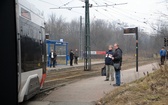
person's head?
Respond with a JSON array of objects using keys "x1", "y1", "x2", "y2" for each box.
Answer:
[
  {"x1": 108, "y1": 45, "x2": 113, "y2": 50},
  {"x1": 51, "y1": 49, "x2": 53, "y2": 52},
  {"x1": 114, "y1": 43, "x2": 119, "y2": 50},
  {"x1": 76, "y1": 49, "x2": 78, "y2": 51},
  {"x1": 162, "y1": 47, "x2": 165, "y2": 49}
]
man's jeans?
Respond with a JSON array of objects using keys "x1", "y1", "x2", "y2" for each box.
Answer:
[{"x1": 115, "y1": 70, "x2": 120, "y2": 85}]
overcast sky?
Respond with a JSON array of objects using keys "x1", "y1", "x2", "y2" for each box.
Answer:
[{"x1": 28, "y1": 0, "x2": 167, "y2": 33}]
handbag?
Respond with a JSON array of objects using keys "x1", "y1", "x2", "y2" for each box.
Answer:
[
  {"x1": 113, "y1": 63, "x2": 120, "y2": 69},
  {"x1": 101, "y1": 66, "x2": 106, "y2": 76}
]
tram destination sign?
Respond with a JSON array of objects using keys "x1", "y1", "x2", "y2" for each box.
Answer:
[{"x1": 123, "y1": 27, "x2": 136, "y2": 35}]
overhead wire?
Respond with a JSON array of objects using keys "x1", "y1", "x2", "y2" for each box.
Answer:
[
  {"x1": 112, "y1": 6, "x2": 160, "y2": 21},
  {"x1": 91, "y1": 0, "x2": 124, "y2": 22},
  {"x1": 38, "y1": 0, "x2": 84, "y2": 15},
  {"x1": 104, "y1": 6, "x2": 150, "y2": 26},
  {"x1": 38, "y1": 0, "x2": 161, "y2": 30},
  {"x1": 38, "y1": 0, "x2": 59, "y2": 7},
  {"x1": 91, "y1": 0, "x2": 134, "y2": 26},
  {"x1": 58, "y1": 0, "x2": 75, "y2": 8},
  {"x1": 102, "y1": 0, "x2": 162, "y2": 22}
]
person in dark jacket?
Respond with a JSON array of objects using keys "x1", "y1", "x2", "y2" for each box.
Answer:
[
  {"x1": 69, "y1": 49, "x2": 74, "y2": 66},
  {"x1": 49, "y1": 50, "x2": 56, "y2": 67},
  {"x1": 112, "y1": 43, "x2": 122, "y2": 86},
  {"x1": 53, "y1": 51, "x2": 57, "y2": 67},
  {"x1": 105, "y1": 45, "x2": 114, "y2": 81}
]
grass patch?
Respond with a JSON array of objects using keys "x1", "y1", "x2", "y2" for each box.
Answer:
[{"x1": 98, "y1": 64, "x2": 168, "y2": 105}]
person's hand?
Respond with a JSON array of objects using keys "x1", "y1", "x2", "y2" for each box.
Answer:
[{"x1": 112, "y1": 57, "x2": 114, "y2": 60}]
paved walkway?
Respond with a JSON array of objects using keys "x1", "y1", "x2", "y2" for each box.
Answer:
[{"x1": 23, "y1": 62, "x2": 159, "y2": 105}]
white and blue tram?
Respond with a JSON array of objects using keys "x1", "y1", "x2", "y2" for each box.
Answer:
[{"x1": 16, "y1": 0, "x2": 46, "y2": 102}]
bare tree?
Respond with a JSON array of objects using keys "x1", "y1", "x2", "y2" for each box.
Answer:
[{"x1": 45, "y1": 13, "x2": 161, "y2": 58}]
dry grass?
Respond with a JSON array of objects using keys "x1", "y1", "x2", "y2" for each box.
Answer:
[{"x1": 98, "y1": 64, "x2": 168, "y2": 105}]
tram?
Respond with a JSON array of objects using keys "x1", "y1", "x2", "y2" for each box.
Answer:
[{"x1": 16, "y1": 0, "x2": 46, "y2": 102}]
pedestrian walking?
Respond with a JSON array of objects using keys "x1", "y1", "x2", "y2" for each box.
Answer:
[
  {"x1": 74, "y1": 49, "x2": 79, "y2": 64},
  {"x1": 160, "y1": 47, "x2": 166, "y2": 65},
  {"x1": 49, "y1": 50, "x2": 56, "y2": 68},
  {"x1": 112, "y1": 43, "x2": 122, "y2": 86},
  {"x1": 70, "y1": 49, "x2": 74, "y2": 66},
  {"x1": 104, "y1": 45, "x2": 115, "y2": 81}
]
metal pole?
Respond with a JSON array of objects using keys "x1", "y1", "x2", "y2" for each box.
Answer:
[
  {"x1": 84, "y1": 0, "x2": 91, "y2": 71},
  {"x1": 80, "y1": 16, "x2": 82, "y2": 58},
  {"x1": 66, "y1": 43, "x2": 68, "y2": 65},
  {"x1": 135, "y1": 27, "x2": 138, "y2": 72}
]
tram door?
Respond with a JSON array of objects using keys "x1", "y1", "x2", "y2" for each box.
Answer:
[{"x1": 40, "y1": 26, "x2": 46, "y2": 75}]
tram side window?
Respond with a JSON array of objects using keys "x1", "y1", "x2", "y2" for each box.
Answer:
[{"x1": 21, "y1": 8, "x2": 31, "y2": 20}]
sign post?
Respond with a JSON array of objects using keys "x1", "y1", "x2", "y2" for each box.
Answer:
[
  {"x1": 124, "y1": 27, "x2": 138, "y2": 72},
  {"x1": 135, "y1": 27, "x2": 138, "y2": 72}
]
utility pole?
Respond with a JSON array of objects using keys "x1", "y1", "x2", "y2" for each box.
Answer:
[
  {"x1": 84, "y1": 0, "x2": 91, "y2": 71},
  {"x1": 135, "y1": 27, "x2": 138, "y2": 72},
  {"x1": 79, "y1": 16, "x2": 82, "y2": 58}
]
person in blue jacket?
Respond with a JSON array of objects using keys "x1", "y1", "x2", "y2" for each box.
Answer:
[{"x1": 160, "y1": 47, "x2": 167, "y2": 65}]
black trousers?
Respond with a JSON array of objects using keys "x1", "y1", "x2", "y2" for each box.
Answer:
[
  {"x1": 50, "y1": 58, "x2": 55, "y2": 67},
  {"x1": 161, "y1": 56, "x2": 165, "y2": 65},
  {"x1": 53, "y1": 60, "x2": 56, "y2": 67},
  {"x1": 70, "y1": 59, "x2": 73, "y2": 66}
]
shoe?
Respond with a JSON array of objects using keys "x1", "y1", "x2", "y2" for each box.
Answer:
[
  {"x1": 105, "y1": 79, "x2": 109, "y2": 81},
  {"x1": 113, "y1": 84, "x2": 120, "y2": 86}
]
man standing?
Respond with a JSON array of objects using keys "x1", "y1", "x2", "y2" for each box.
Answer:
[
  {"x1": 74, "y1": 49, "x2": 79, "y2": 64},
  {"x1": 70, "y1": 49, "x2": 74, "y2": 66},
  {"x1": 112, "y1": 43, "x2": 122, "y2": 86},
  {"x1": 160, "y1": 47, "x2": 166, "y2": 65},
  {"x1": 105, "y1": 45, "x2": 115, "y2": 81},
  {"x1": 49, "y1": 50, "x2": 56, "y2": 68}
]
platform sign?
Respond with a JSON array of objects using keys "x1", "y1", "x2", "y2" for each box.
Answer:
[
  {"x1": 91, "y1": 51, "x2": 96, "y2": 55},
  {"x1": 123, "y1": 27, "x2": 136, "y2": 35},
  {"x1": 60, "y1": 39, "x2": 63, "y2": 42},
  {"x1": 45, "y1": 33, "x2": 49, "y2": 40},
  {"x1": 123, "y1": 27, "x2": 139, "y2": 72}
]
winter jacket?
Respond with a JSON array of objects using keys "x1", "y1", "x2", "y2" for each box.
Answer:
[
  {"x1": 160, "y1": 49, "x2": 166, "y2": 56},
  {"x1": 113, "y1": 48, "x2": 122, "y2": 65},
  {"x1": 70, "y1": 51, "x2": 74, "y2": 59},
  {"x1": 105, "y1": 50, "x2": 114, "y2": 65}
]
